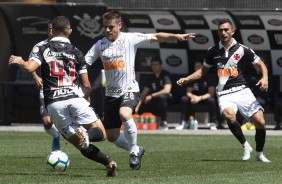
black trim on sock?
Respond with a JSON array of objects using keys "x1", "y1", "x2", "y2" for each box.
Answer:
[
  {"x1": 255, "y1": 128, "x2": 266, "y2": 152},
  {"x1": 87, "y1": 127, "x2": 104, "y2": 142},
  {"x1": 227, "y1": 121, "x2": 246, "y2": 144},
  {"x1": 80, "y1": 144, "x2": 112, "y2": 166}
]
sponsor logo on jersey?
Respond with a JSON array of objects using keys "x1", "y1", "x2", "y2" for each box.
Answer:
[
  {"x1": 53, "y1": 88, "x2": 75, "y2": 98},
  {"x1": 107, "y1": 87, "x2": 122, "y2": 94},
  {"x1": 103, "y1": 60, "x2": 126, "y2": 70},
  {"x1": 32, "y1": 46, "x2": 40, "y2": 53},
  {"x1": 217, "y1": 85, "x2": 246, "y2": 96},
  {"x1": 217, "y1": 68, "x2": 238, "y2": 77},
  {"x1": 47, "y1": 51, "x2": 75, "y2": 60}
]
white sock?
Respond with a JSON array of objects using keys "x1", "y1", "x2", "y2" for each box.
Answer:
[
  {"x1": 242, "y1": 141, "x2": 251, "y2": 148},
  {"x1": 123, "y1": 118, "x2": 138, "y2": 154},
  {"x1": 113, "y1": 132, "x2": 130, "y2": 151},
  {"x1": 45, "y1": 124, "x2": 60, "y2": 138}
]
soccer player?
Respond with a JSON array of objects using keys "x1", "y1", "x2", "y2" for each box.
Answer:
[
  {"x1": 29, "y1": 21, "x2": 60, "y2": 151},
  {"x1": 9, "y1": 16, "x2": 117, "y2": 176},
  {"x1": 177, "y1": 18, "x2": 270, "y2": 162},
  {"x1": 85, "y1": 10, "x2": 196, "y2": 170}
]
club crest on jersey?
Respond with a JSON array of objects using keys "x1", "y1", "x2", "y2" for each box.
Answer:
[
  {"x1": 233, "y1": 53, "x2": 240, "y2": 60},
  {"x1": 116, "y1": 39, "x2": 125, "y2": 51}
]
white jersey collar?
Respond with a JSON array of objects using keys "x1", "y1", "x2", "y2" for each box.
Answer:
[
  {"x1": 219, "y1": 38, "x2": 237, "y2": 50},
  {"x1": 50, "y1": 37, "x2": 71, "y2": 43}
]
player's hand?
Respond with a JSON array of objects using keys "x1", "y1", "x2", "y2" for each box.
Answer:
[
  {"x1": 178, "y1": 33, "x2": 196, "y2": 41},
  {"x1": 177, "y1": 77, "x2": 189, "y2": 86},
  {"x1": 9, "y1": 55, "x2": 23, "y2": 66},
  {"x1": 33, "y1": 75, "x2": 43, "y2": 89},
  {"x1": 256, "y1": 78, "x2": 268, "y2": 92}
]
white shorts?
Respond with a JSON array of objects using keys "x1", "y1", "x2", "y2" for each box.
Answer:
[
  {"x1": 47, "y1": 97, "x2": 99, "y2": 138},
  {"x1": 218, "y1": 88, "x2": 263, "y2": 121}
]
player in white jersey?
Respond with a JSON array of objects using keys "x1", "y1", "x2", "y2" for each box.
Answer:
[
  {"x1": 177, "y1": 19, "x2": 270, "y2": 162},
  {"x1": 85, "y1": 10, "x2": 196, "y2": 170},
  {"x1": 29, "y1": 21, "x2": 60, "y2": 151}
]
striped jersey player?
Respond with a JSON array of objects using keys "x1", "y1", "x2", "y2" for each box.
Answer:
[{"x1": 85, "y1": 10, "x2": 196, "y2": 170}]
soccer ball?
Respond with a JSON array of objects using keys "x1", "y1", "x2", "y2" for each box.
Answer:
[{"x1": 47, "y1": 150, "x2": 70, "y2": 172}]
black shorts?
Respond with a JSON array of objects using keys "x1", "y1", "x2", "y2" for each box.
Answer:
[{"x1": 103, "y1": 92, "x2": 140, "y2": 130}]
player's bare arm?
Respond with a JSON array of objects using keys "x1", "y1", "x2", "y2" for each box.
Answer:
[
  {"x1": 79, "y1": 73, "x2": 91, "y2": 101},
  {"x1": 177, "y1": 66, "x2": 209, "y2": 86},
  {"x1": 255, "y1": 59, "x2": 269, "y2": 92},
  {"x1": 31, "y1": 72, "x2": 43, "y2": 89},
  {"x1": 151, "y1": 32, "x2": 196, "y2": 43},
  {"x1": 9, "y1": 55, "x2": 39, "y2": 73}
]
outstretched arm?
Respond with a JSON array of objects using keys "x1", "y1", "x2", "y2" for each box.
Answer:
[
  {"x1": 9, "y1": 55, "x2": 39, "y2": 73},
  {"x1": 177, "y1": 65, "x2": 209, "y2": 86},
  {"x1": 151, "y1": 32, "x2": 196, "y2": 43}
]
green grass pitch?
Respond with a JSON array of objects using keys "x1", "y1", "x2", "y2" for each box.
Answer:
[{"x1": 0, "y1": 131, "x2": 281, "y2": 184}]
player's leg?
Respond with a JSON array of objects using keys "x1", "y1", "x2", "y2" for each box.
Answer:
[
  {"x1": 240, "y1": 89, "x2": 271, "y2": 162},
  {"x1": 219, "y1": 94, "x2": 252, "y2": 161},
  {"x1": 250, "y1": 110, "x2": 270, "y2": 162},
  {"x1": 42, "y1": 115, "x2": 60, "y2": 151},
  {"x1": 120, "y1": 92, "x2": 145, "y2": 170},
  {"x1": 103, "y1": 96, "x2": 130, "y2": 151},
  {"x1": 48, "y1": 98, "x2": 117, "y2": 176},
  {"x1": 39, "y1": 89, "x2": 60, "y2": 151}
]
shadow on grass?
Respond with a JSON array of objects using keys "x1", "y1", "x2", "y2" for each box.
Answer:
[{"x1": 201, "y1": 159, "x2": 244, "y2": 162}]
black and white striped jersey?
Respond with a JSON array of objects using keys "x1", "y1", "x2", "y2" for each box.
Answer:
[
  {"x1": 85, "y1": 32, "x2": 152, "y2": 97},
  {"x1": 29, "y1": 37, "x2": 87, "y2": 106}
]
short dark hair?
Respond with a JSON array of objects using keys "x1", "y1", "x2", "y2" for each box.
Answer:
[
  {"x1": 218, "y1": 18, "x2": 233, "y2": 26},
  {"x1": 151, "y1": 57, "x2": 162, "y2": 65},
  {"x1": 52, "y1": 16, "x2": 70, "y2": 33},
  {"x1": 102, "y1": 10, "x2": 122, "y2": 23}
]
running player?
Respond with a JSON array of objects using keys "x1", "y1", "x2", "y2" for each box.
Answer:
[
  {"x1": 85, "y1": 10, "x2": 196, "y2": 170},
  {"x1": 177, "y1": 18, "x2": 270, "y2": 162},
  {"x1": 9, "y1": 16, "x2": 117, "y2": 176},
  {"x1": 29, "y1": 21, "x2": 60, "y2": 151}
]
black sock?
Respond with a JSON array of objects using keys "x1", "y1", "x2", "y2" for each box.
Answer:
[
  {"x1": 227, "y1": 121, "x2": 246, "y2": 144},
  {"x1": 80, "y1": 144, "x2": 112, "y2": 166},
  {"x1": 87, "y1": 127, "x2": 104, "y2": 142},
  {"x1": 255, "y1": 128, "x2": 266, "y2": 152}
]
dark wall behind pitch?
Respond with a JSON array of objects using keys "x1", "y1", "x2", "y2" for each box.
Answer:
[{"x1": 0, "y1": 3, "x2": 107, "y2": 123}]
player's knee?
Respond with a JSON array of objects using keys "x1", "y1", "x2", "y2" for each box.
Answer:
[
  {"x1": 223, "y1": 111, "x2": 236, "y2": 123},
  {"x1": 88, "y1": 127, "x2": 105, "y2": 142}
]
